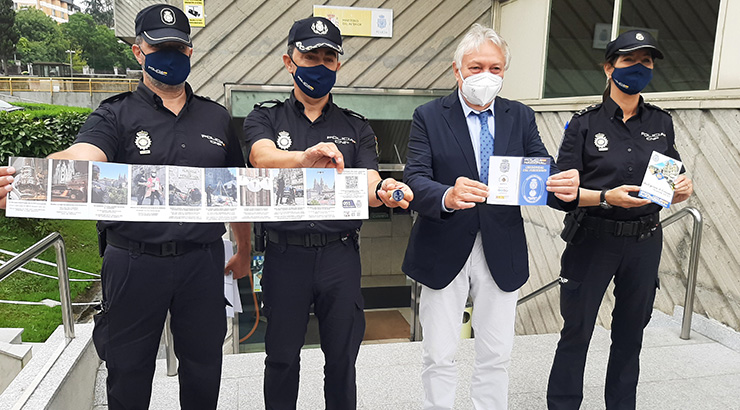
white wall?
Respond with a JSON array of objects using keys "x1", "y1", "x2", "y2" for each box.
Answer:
[
  {"x1": 498, "y1": 0, "x2": 551, "y2": 101},
  {"x1": 715, "y1": 0, "x2": 740, "y2": 90}
]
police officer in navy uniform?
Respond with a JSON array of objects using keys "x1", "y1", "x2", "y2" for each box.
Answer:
[
  {"x1": 243, "y1": 16, "x2": 413, "y2": 410},
  {"x1": 547, "y1": 30, "x2": 694, "y2": 409},
  {"x1": 0, "y1": 5, "x2": 252, "y2": 409}
]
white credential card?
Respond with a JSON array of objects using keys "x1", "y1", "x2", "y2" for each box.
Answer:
[{"x1": 486, "y1": 156, "x2": 551, "y2": 206}]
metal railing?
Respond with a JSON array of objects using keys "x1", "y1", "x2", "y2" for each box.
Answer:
[
  {"x1": 0, "y1": 232, "x2": 75, "y2": 342},
  {"x1": 516, "y1": 206, "x2": 703, "y2": 340},
  {"x1": 0, "y1": 77, "x2": 138, "y2": 96}
]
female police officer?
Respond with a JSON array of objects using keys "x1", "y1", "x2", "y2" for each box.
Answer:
[{"x1": 546, "y1": 30, "x2": 693, "y2": 410}]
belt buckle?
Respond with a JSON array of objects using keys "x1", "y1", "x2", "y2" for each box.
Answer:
[
  {"x1": 305, "y1": 233, "x2": 326, "y2": 247},
  {"x1": 161, "y1": 242, "x2": 177, "y2": 256},
  {"x1": 614, "y1": 221, "x2": 624, "y2": 236}
]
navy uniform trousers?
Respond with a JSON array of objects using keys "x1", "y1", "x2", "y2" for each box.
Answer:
[
  {"x1": 93, "y1": 240, "x2": 226, "y2": 410},
  {"x1": 261, "y1": 236, "x2": 365, "y2": 410},
  {"x1": 547, "y1": 225, "x2": 663, "y2": 410}
]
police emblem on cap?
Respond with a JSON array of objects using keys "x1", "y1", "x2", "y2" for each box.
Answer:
[
  {"x1": 636, "y1": 32, "x2": 645, "y2": 41},
  {"x1": 161, "y1": 8, "x2": 176, "y2": 25},
  {"x1": 277, "y1": 131, "x2": 292, "y2": 150},
  {"x1": 594, "y1": 133, "x2": 609, "y2": 152},
  {"x1": 311, "y1": 20, "x2": 329, "y2": 35},
  {"x1": 135, "y1": 131, "x2": 152, "y2": 155}
]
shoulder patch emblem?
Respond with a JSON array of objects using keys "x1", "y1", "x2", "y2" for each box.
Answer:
[{"x1": 277, "y1": 131, "x2": 292, "y2": 150}]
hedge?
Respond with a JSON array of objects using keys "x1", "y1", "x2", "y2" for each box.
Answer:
[{"x1": 0, "y1": 104, "x2": 91, "y2": 165}]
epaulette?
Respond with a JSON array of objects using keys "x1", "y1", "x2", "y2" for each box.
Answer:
[
  {"x1": 341, "y1": 107, "x2": 367, "y2": 121},
  {"x1": 100, "y1": 91, "x2": 132, "y2": 105},
  {"x1": 573, "y1": 103, "x2": 601, "y2": 117},
  {"x1": 254, "y1": 99, "x2": 283, "y2": 109},
  {"x1": 645, "y1": 102, "x2": 672, "y2": 116},
  {"x1": 193, "y1": 94, "x2": 227, "y2": 109}
]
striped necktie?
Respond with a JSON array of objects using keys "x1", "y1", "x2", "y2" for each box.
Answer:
[{"x1": 477, "y1": 110, "x2": 493, "y2": 184}]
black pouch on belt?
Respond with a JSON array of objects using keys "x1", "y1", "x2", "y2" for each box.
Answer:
[
  {"x1": 97, "y1": 227, "x2": 107, "y2": 257},
  {"x1": 560, "y1": 208, "x2": 585, "y2": 244}
]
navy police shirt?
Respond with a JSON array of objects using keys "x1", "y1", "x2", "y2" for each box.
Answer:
[
  {"x1": 557, "y1": 95, "x2": 682, "y2": 221},
  {"x1": 243, "y1": 92, "x2": 378, "y2": 233},
  {"x1": 74, "y1": 81, "x2": 245, "y2": 243}
]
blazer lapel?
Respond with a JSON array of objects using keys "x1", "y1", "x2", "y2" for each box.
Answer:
[
  {"x1": 442, "y1": 93, "x2": 479, "y2": 178},
  {"x1": 493, "y1": 97, "x2": 512, "y2": 156}
]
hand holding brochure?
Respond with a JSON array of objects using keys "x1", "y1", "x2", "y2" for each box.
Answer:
[
  {"x1": 486, "y1": 156, "x2": 551, "y2": 206},
  {"x1": 638, "y1": 151, "x2": 682, "y2": 208}
]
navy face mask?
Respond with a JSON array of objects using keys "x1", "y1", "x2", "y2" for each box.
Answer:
[
  {"x1": 611, "y1": 63, "x2": 653, "y2": 95},
  {"x1": 141, "y1": 47, "x2": 191, "y2": 86},
  {"x1": 291, "y1": 57, "x2": 336, "y2": 99}
]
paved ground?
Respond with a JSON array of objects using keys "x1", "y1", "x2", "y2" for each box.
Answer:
[{"x1": 93, "y1": 309, "x2": 740, "y2": 409}]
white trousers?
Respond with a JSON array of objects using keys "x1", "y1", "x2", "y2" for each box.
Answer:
[{"x1": 420, "y1": 233, "x2": 519, "y2": 410}]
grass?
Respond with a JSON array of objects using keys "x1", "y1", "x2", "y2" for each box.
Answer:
[{"x1": 0, "y1": 212, "x2": 101, "y2": 342}]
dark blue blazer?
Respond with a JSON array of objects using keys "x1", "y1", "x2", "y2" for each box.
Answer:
[{"x1": 402, "y1": 92, "x2": 575, "y2": 292}]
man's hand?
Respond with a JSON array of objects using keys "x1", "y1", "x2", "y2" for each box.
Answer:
[
  {"x1": 547, "y1": 169, "x2": 580, "y2": 202},
  {"x1": 299, "y1": 142, "x2": 344, "y2": 172},
  {"x1": 376, "y1": 178, "x2": 414, "y2": 209},
  {"x1": 0, "y1": 166, "x2": 16, "y2": 210},
  {"x1": 672, "y1": 174, "x2": 693, "y2": 204},
  {"x1": 444, "y1": 177, "x2": 488, "y2": 210},
  {"x1": 604, "y1": 185, "x2": 652, "y2": 208},
  {"x1": 225, "y1": 251, "x2": 251, "y2": 279}
]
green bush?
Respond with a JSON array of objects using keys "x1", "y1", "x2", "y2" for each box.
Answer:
[{"x1": 0, "y1": 105, "x2": 91, "y2": 165}]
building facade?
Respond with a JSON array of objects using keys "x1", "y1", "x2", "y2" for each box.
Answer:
[
  {"x1": 12, "y1": 0, "x2": 78, "y2": 23},
  {"x1": 113, "y1": 0, "x2": 740, "y2": 335}
]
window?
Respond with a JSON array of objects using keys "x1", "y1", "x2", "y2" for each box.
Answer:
[{"x1": 544, "y1": 0, "x2": 720, "y2": 98}]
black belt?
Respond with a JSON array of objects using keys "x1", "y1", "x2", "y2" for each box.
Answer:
[
  {"x1": 581, "y1": 214, "x2": 659, "y2": 237},
  {"x1": 106, "y1": 230, "x2": 210, "y2": 257},
  {"x1": 266, "y1": 229, "x2": 354, "y2": 247}
]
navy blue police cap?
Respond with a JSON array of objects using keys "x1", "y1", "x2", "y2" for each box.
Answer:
[
  {"x1": 605, "y1": 30, "x2": 663, "y2": 60},
  {"x1": 135, "y1": 4, "x2": 192, "y2": 47},
  {"x1": 288, "y1": 16, "x2": 343, "y2": 55}
]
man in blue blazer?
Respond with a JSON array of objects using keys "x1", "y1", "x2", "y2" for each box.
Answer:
[{"x1": 402, "y1": 24, "x2": 580, "y2": 409}]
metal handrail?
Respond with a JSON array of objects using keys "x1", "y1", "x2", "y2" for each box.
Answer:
[
  {"x1": 0, "y1": 232, "x2": 75, "y2": 342},
  {"x1": 516, "y1": 206, "x2": 703, "y2": 340}
]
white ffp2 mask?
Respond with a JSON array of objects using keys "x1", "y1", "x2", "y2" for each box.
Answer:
[{"x1": 461, "y1": 72, "x2": 503, "y2": 106}]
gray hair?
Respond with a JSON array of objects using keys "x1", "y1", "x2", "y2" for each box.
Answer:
[{"x1": 454, "y1": 24, "x2": 511, "y2": 70}]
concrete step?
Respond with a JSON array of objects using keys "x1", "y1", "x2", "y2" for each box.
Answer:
[
  {"x1": 91, "y1": 309, "x2": 740, "y2": 409},
  {"x1": 0, "y1": 328, "x2": 33, "y2": 396}
]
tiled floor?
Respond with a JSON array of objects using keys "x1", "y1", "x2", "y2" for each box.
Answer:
[{"x1": 93, "y1": 309, "x2": 740, "y2": 409}]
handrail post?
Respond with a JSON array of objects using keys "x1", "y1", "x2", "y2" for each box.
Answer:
[
  {"x1": 0, "y1": 232, "x2": 75, "y2": 342},
  {"x1": 53, "y1": 237, "x2": 75, "y2": 342},
  {"x1": 680, "y1": 207, "x2": 703, "y2": 339},
  {"x1": 164, "y1": 313, "x2": 178, "y2": 376}
]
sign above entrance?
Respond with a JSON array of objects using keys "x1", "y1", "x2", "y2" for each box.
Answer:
[{"x1": 313, "y1": 5, "x2": 393, "y2": 38}]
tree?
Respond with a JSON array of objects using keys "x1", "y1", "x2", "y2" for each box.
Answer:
[
  {"x1": 85, "y1": 0, "x2": 113, "y2": 27},
  {"x1": 62, "y1": 13, "x2": 138, "y2": 72},
  {"x1": 0, "y1": 0, "x2": 20, "y2": 73},
  {"x1": 14, "y1": 8, "x2": 70, "y2": 65}
]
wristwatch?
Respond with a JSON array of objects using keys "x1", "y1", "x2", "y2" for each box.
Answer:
[{"x1": 599, "y1": 189, "x2": 612, "y2": 209}]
